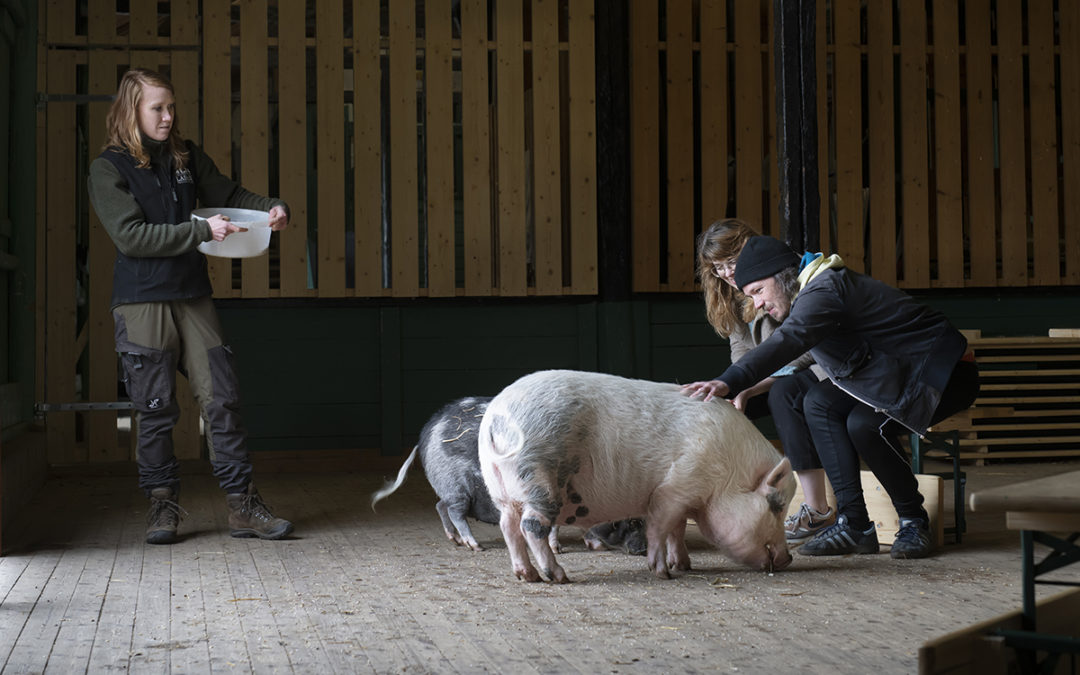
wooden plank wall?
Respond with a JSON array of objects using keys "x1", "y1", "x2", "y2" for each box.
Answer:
[
  {"x1": 37, "y1": 0, "x2": 598, "y2": 462},
  {"x1": 629, "y1": 0, "x2": 1080, "y2": 291}
]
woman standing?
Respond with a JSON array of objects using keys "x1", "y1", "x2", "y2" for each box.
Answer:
[{"x1": 88, "y1": 68, "x2": 292, "y2": 544}]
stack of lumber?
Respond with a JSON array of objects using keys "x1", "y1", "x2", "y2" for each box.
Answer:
[{"x1": 950, "y1": 328, "x2": 1080, "y2": 462}]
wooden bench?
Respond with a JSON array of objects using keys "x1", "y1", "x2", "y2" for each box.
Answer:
[
  {"x1": 910, "y1": 406, "x2": 1015, "y2": 543},
  {"x1": 948, "y1": 329, "x2": 1080, "y2": 462},
  {"x1": 922, "y1": 469, "x2": 1080, "y2": 673}
]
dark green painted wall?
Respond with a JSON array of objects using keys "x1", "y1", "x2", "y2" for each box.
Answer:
[{"x1": 216, "y1": 290, "x2": 1080, "y2": 457}]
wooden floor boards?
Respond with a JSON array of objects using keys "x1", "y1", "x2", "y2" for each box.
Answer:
[{"x1": 1, "y1": 462, "x2": 1078, "y2": 673}]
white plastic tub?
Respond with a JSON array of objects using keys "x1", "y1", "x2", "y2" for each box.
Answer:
[{"x1": 192, "y1": 207, "x2": 272, "y2": 258}]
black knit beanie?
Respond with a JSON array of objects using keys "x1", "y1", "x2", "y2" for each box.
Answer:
[{"x1": 734, "y1": 236, "x2": 800, "y2": 290}]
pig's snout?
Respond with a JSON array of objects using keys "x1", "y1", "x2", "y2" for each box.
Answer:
[{"x1": 764, "y1": 543, "x2": 793, "y2": 572}]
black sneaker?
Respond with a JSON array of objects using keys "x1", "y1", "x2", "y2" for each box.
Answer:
[
  {"x1": 798, "y1": 514, "x2": 879, "y2": 556},
  {"x1": 891, "y1": 517, "x2": 933, "y2": 559}
]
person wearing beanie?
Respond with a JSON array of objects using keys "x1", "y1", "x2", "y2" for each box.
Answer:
[
  {"x1": 688, "y1": 222, "x2": 835, "y2": 546},
  {"x1": 681, "y1": 235, "x2": 980, "y2": 560}
]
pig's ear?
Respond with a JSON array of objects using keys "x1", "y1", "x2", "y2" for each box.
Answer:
[
  {"x1": 758, "y1": 457, "x2": 793, "y2": 514},
  {"x1": 762, "y1": 456, "x2": 792, "y2": 490}
]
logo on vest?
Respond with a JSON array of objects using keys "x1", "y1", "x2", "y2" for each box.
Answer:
[
  {"x1": 175, "y1": 168, "x2": 193, "y2": 184},
  {"x1": 147, "y1": 398, "x2": 162, "y2": 409}
]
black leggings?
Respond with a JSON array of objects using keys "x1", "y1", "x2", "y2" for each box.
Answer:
[{"x1": 799, "y1": 360, "x2": 979, "y2": 529}]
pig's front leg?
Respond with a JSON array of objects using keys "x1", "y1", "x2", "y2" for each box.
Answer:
[
  {"x1": 499, "y1": 506, "x2": 541, "y2": 582},
  {"x1": 521, "y1": 507, "x2": 569, "y2": 583},
  {"x1": 644, "y1": 524, "x2": 672, "y2": 578},
  {"x1": 645, "y1": 496, "x2": 692, "y2": 579}
]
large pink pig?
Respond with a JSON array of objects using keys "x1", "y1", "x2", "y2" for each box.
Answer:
[{"x1": 479, "y1": 369, "x2": 797, "y2": 583}]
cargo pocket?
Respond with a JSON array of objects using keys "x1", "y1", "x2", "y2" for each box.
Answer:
[
  {"x1": 118, "y1": 346, "x2": 176, "y2": 412},
  {"x1": 207, "y1": 344, "x2": 242, "y2": 406}
]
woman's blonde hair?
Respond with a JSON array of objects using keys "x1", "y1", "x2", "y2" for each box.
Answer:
[
  {"x1": 697, "y1": 218, "x2": 759, "y2": 337},
  {"x1": 103, "y1": 68, "x2": 188, "y2": 169}
]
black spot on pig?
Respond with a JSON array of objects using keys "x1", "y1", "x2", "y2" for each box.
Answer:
[
  {"x1": 575, "y1": 506, "x2": 589, "y2": 518},
  {"x1": 569, "y1": 492, "x2": 583, "y2": 504},
  {"x1": 565, "y1": 516, "x2": 576, "y2": 525},
  {"x1": 523, "y1": 517, "x2": 552, "y2": 540}
]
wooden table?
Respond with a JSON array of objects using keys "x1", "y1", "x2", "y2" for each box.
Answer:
[{"x1": 969, "y1": 470, "x2": 1080, "y2": 672}]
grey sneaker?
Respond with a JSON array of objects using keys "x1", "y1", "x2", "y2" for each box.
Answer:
[
  {"x1": 146, "y1": 486, "x2": 184, "y2": 545},
  {"x1": 798, "y1": 514, "x2": 879, "y2": 556},
  {"x1": 784, "y1": 503, "x2": 837, "y2": 545},
  {"x1": 891, "y1": 517, "x2": 933, "y2": 559}
]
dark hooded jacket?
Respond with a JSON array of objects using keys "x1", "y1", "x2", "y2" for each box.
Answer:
[{"x1": 717, "y1": 260, "x2": 968, "y2": 436}]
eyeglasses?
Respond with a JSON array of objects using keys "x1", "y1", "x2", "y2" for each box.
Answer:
[{"x1": 710, "y1": 258, "x2": 737, "y2": 278}]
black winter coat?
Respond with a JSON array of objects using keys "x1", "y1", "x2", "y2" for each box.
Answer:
[{"x1": 717, "y1": 267, "x2": 968, "y2": 435}]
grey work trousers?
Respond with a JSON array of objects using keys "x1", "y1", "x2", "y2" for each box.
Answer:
[{"x1": 113, "y1": 296, "x2": 252, "y2": 494}]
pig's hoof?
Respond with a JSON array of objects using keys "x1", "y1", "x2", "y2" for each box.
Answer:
[
  {"x1": 545, "y1": 567, "x2": 571, "y2": 584},
  {"x1": 466, "y1": 541, "x2": 485, "y2": 552},
  {"x1": 651, "y1": 566, "x2": 672, "y2": 580},
  {"x1": 515, "y1": 567, "x2": 542, "y2": 582}
]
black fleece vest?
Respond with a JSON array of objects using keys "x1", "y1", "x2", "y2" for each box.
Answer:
[{"x1": 100, "y1": 142, "x2": 213, "y2": 307}]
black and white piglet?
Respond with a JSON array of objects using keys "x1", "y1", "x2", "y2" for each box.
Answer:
[
  {"x1": 372, "y1": 395, "x2": 646, "y2": 555},
  {"x1": 371, "y1": 397, "x2": 499, "y2": 551}
]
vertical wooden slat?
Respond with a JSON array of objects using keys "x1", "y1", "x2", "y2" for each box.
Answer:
[
  {"x1": 240, "y1": 0, "x2": 270, "y2": 297},
  {"x1": 495, "y1": 0, "x2": 526, "y2": 295},
  {"x1": 202, "y1": 0, "x2": 234, "y2": 296},
  {"x1": 1027, "y1": 0, "x2": 1059, "y2": 286},
  {"x1": 964, "y1": 0, "x2": 996, "y2": 286},
  {"x1": 996, "y1": 0, "x2": 1026, "y2": 285},
  {"x1": 279, "y1": 0, "x2": 311, "y2": 297},
  {"x1": 353, "y1": 0, "x2": 383, "y2": 296},
  {"x1": 1062, "y1": 1, "x2": 1080, "y2": 285},
  {"x1": 35, "y1": 0, "x2": 48, "y2": 443},
  {"x1": 833, "y1": 0, "x2": 863, "y2": 272},
  {"x1": 172, "y1": 0, "x2": 203, "y2": 460},
  {"x1": 629, "y1": 0, "x2": 659, "y2": 291},
  {"x1": 460, "y1": 0, "x2": 493, "y2": 295},
  {"x1": 129, "y1": 0, "x2": 157, "y2": 45},
  {"x1": 866, "y1": 0, "x2": 896, "y2": 284},
  {"x1": 87, "y1": 12, "x2": 122, "y2": 461},
  {"x1": 665, "y1": 0, "x2": 693, "y2": 291},
  {"x1": 45, "y1": 50, "x2": 79, "y2": 463},
  {"x1": 91, "y1": 0, "x2": 119, "y2": 44},
  {"x1": 733, "y1": 0, "x2": 763, "y2": 229},
  {"x1": 46, "y1": 0, "x2": 78, "y2": 43},
  {"x1": 530, "y1": 0, "x2": 562, "y2": 295},
  {"x1": 389, "y1": 0, "x2": 419, "y2": 296},
  {"x1": 815, "y1": 0, "x2": 828, "y2": 253},
  {"x1": 425, "y1": 0, "x2": 456, "y2": 296},
  {"x1": 128, "y1": 0, "x2": 159, "y2": 70},
  {"x1": 316, "y1": 0, "x2": 347, "y2": 295},
  {"x1": 931, "y1": 0, "x2": 963, "y2": 287},
  {"x1": 765, "y1": 0, "x2": 778, "y2": 237},
  {"x1": 567, "y1": 0, "x2": 598, "y2": 294},
  {"x1": 899, "y1": 1, "x2": 929, "y2": 288},
  {"x1": 699, "y1": 0, "x2": 728, "y2": 229}
]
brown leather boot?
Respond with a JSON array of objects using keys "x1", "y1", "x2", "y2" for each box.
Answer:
[
  {"x1": 226, "y1": 485, "x2": 293, "y2": 540},
  {"x1": 146, "y1": 486, "x2": 183, "y2": 545}
]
